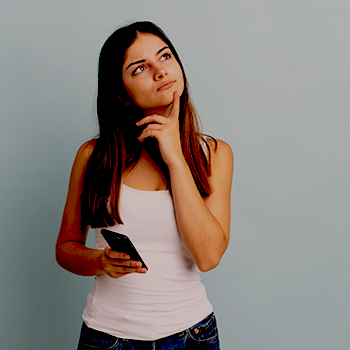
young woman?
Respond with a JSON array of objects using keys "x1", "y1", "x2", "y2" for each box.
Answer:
[{"x1": 56, "y1": 21, "x2": 233, "y2": 350}]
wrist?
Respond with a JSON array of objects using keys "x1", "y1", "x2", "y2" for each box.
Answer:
[
  {"x1": 95, "y1": 250, "x2": 106, "y2": 276},
  {"x1": 167, "y1": 155, "x2": 188, "y2": 173}
]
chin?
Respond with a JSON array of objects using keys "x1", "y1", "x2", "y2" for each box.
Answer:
[
  {"x1": 152, "y1": 97, "x2": 174, "y2": 109},
  {"x1": 140, "y1": 91, "x2": 178, "y2": 112}
]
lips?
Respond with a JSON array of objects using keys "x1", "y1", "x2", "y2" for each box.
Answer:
[{"x1": 157, "y1": 80, "x2": 175, "y2": 91}]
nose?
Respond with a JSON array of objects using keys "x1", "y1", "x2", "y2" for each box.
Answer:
[{"x1": 153, "y1": 63, "x2": 167, "y2": 80}]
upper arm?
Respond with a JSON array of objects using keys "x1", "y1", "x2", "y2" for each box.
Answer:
[
  {"x1": 204, "y1": 139, "x2": 234, "y2": 242},
  {"x1": 56, "y1": 140, "x2": 95, "y2": 247}
]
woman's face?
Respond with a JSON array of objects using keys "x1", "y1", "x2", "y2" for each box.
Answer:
[{"x1": 122, "y1": 33, "x2": 184, "y2": 114}]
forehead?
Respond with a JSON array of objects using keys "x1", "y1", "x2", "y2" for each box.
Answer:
[{"x1": 123, "y1": 33, "x2": 167, "y2": 65}]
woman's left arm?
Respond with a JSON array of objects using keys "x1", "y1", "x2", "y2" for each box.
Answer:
[
  {"x1": 168, "y1": 138, "x2": 233, "y2": 272},
  {"x1": 137, "y1": 91, "x2": 234, "y2": 272}
]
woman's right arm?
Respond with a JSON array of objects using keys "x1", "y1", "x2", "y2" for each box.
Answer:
[
  {"x1": 56, "y1": 141, "x2": 146, "y2": 277},
  {"x1": 56, "y1": 141, "x2": 106, "y2": 276}
]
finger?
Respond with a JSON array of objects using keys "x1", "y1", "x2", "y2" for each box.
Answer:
[
  {"x1": 104, "y1": 247, "x2": 130, "y2": 260},
  {"x1": 138, "y1": 125, "x2": 163, "y2": 141},
  {"x1": 136, "y1": 115, "x2": 165, "y2": 126},
  {"x1": 169, "y1": 90, "x2": 180, "y2": 120},
  {"x1": 109, "y1": 259, "x2": 143, "y2": 268},
  {"x1": 105, "y1": 263, "x2": 147, "y2": 276},
  {"x1": 114, "y1": 265, "x2": 147, "y2": 273},
  {"x1": 108, "y1": 267, "x2": 147, "y2": 278},
  {"x1": 138, "y1": 130, "x2": 160, "y2": 142},
  {"x1": 105, "y1": 266, "x2": 141, "y2": 277}
]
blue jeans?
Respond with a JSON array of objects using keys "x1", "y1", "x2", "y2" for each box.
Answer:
[{"x1": 77, "y1": 312, "x2": 220, "y2": 349}]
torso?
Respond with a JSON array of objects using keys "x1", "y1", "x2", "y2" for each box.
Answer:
[{"x1": 83, "y1": 179, "x2": 213, "y2": 340}]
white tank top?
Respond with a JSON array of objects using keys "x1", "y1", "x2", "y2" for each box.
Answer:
[{"x1": 82, "y1": 183, "x2": 213, "y2": 341}]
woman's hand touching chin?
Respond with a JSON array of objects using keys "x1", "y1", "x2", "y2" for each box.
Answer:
[{"x1": 136, "y1": 91, "x2": 185, "y2": 168}]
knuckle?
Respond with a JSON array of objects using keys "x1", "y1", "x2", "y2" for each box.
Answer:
[{"x1": 104, "y1": 253, "x2": 110, "y2": 260}]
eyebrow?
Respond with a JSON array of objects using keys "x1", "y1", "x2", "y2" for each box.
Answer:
[{"x1": 125, "y1": 46, "x2": 170, "y2": 71}]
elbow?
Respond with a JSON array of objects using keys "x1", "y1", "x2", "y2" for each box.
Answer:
[
  {"x1": 197, "y1": 256, "x2": 222, "y2": 273},
  {"x1": 55, "y1": 243, "x2": 65, "y2": 268},
  {"x1": 55, "y1": 240, "x2": 72, "y2": 269},
  {"x1": 197, "y1": 238, "x2": 228, "y2": 272}
]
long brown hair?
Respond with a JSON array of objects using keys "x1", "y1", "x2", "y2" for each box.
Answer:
[{"x1": 81, "y1": 21, "x2": 216, "y2": 228}]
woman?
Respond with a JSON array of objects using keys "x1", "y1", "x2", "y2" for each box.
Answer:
[{"x1": 56, "y1": 21, "x2": 233, "y2": 350}]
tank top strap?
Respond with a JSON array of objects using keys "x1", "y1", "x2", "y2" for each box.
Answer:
[{"x1": 200, "y1": 135, "x2": 209, "y2": 160}]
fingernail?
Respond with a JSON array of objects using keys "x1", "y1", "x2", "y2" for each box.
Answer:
[
  {"x1": 124, "y1": 254, "x2": 130, "y2": 259},
  {"x1": 135, "y1": 262, "x2": 142, "y2": 268}
]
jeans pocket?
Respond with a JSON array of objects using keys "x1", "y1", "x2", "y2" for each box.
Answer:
[
  {"x1": 78, "y1": 323, "x2": 120, "y2": 349},
  {"x1": 186, "y1": 313, "x2": 219, "y2": 344}
]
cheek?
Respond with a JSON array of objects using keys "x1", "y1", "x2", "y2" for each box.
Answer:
[
  {"x1": 174, "y1": 66, "x2": 185, "y2": 93},
  {"x1": 125, "y1": 83, "x2": 151, "y2": 108},
  {"x1": 124, "y1": 80, "x2": 144, "y2": 103},
  {"x1": 178, "y1": 74, "x2": 185, "y2": 94}
]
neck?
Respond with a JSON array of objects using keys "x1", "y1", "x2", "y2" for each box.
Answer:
[{"x1": 144, "y1": 103, "x2": 173, "y2": 118}]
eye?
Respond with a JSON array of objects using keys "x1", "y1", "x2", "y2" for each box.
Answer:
[
  {"x1": 133, "y1": 65, "x2": 146, "y2": 76},
  {"x1": 160, "y1": 52, "x2": 172, "y2": 61}
]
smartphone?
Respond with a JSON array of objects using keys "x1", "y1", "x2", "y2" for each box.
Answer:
[{"x1": 101, "y1": 229, "x2": 148, "y2": 270}]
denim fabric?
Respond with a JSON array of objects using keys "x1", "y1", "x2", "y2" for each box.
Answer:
[{"x1": 77, "y1": 312, "x2": 220, "y2": 350}]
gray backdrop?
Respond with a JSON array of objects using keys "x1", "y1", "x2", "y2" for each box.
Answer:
[{"x1": 1, "y1": 1, "x2": 349, "y2": 349}]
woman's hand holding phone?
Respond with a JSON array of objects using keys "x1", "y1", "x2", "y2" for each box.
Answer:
[{"x1": 101, "y1": 246, "x2": 147, "y2": 279}]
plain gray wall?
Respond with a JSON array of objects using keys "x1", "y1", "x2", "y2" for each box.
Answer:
[{"x1": 1, "y1": 0, "x2": 349, "y2": 349}]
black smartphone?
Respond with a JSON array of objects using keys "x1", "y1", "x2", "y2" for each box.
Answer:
[{"x1": 101, "y1": 229, "x2": 148, "y2": 270}]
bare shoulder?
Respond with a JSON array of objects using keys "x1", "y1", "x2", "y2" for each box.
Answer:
[
  {"x1": 208, "y1": 138, "x2": 234, "y2": 171},
  {"x1": 207, "y1": 138, "x2": 232, "y2": 154},
  {"x1": 76, "y1": 139, "x2": 96, "y2": 161},
  {"x1": 69, "y1": 139, "x2": 97, "y2": 180}
]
